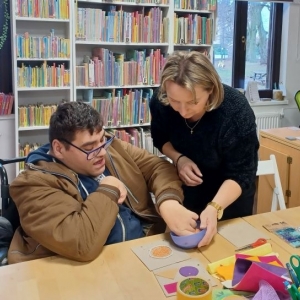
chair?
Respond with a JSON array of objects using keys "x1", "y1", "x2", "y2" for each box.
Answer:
[
  {"x1": 0, "y1": 157, "x2": 26, "y2": 231},
  {"x1": 256, "y1": 154, "x2": 286, "y2": 211}
]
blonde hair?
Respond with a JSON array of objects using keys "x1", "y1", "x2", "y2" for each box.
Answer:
[{"x1": 158, "y1": 51, "x2": 224, "y2": 111}]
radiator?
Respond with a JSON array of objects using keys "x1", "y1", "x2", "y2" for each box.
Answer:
[{"x1": 255, "y1": 112, "x2": 281, "y2": 135}]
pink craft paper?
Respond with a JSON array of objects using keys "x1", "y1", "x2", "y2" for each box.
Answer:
[
  {"x1": 163, "y1": 282, "x2": 177, "y2": 294},
  {"x1": 232, "y1": 258, "x2": 288, "y2": 294},
  {"x1": 235, "y1": 254, "x2": 283, "y2": 267}
]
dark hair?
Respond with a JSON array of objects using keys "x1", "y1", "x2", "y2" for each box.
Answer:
[{"x1": 49, "y1": 102, "x2": 103, "y2": 147}]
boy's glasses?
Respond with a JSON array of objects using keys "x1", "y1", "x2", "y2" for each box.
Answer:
[{"x1": 61, "y1": 135, "x2": 115, "y2": 160}]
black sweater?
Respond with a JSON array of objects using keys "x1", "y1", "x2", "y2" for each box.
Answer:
[{"x1": 150, "y1": 84, "x2": 259, "y2": 219}]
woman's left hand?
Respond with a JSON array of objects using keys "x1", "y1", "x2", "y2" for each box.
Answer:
[
  {"x1": 197, "y1": 205, "x2": 218, "y2": 247},
  {"x1": 177, "y1": 156, "x2": 203, "y2": 186}
]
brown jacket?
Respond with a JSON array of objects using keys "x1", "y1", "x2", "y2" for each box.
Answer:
[{"x1": 8, "y1": 138, "x2": 183, "y2": 264}]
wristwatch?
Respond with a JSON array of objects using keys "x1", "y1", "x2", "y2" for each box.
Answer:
[{"x1": 207, "y1": 202, "x2": 223, "y2": 220}]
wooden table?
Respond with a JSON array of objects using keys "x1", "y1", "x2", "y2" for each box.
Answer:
[
  {"x1": 1, "y1": 208, "x2": 299, "y2": 300},
  {"x1": 243, "y1": 206, "x2": 300, "y2": 257}
]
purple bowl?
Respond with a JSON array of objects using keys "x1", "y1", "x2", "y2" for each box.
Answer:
[{"x1": 170, "y1": 224, "x2": 207, "y2": 249}]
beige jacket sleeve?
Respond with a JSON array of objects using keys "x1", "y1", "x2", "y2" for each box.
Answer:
[
  {"x1": 10, "y1": 171, "x2": 120, "y2": 262},
  {"x1": 119, "y1": 140, "x2": 184, "y2": 208}
]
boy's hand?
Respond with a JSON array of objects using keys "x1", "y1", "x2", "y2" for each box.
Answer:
[
  {"x1": 159, "y1": 200, "x2": 199, "y2": 236},
  {"x1": 100, "y1": 176, "x2": 127, "y2": 204}
]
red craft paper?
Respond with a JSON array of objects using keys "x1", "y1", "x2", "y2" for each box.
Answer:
[{"x1": 232, "y1": 259, "x2": 287, "y2": 293}]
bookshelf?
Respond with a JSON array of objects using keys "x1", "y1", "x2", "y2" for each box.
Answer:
[
  {"x1": 10, "y1": 0, "x2": 215, "y2": 171},
  {"x1": 11, "y1": 0, "x2": 73, "y2": 172},
  {"x1": 73, "y1": 0, "x2": 215, "y2": 155}
]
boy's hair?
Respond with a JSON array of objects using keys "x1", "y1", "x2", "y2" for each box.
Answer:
[
  {"x1": 158, "y1": 51, "x2": 224, "y2": 111},
  {"x1": 49, "y1": 102, "x2": 103, "y2": 147}
]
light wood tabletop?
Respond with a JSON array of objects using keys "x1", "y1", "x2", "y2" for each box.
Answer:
[
  {"x1": 243, "y1": 206, "x2": 300, "y2": 257},
  {"x1": 0, "y1": 208, "x2": 299, "y2": 300}
]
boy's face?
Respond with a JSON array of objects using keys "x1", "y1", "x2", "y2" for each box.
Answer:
[{"x1": 55, "y1": 129, "x2": 108, "y2": 177}]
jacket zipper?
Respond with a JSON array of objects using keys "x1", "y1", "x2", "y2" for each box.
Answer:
[
  {"x1": 27, "y1": 163, "x2": 126, "y2": 242},
  {"x1": 27, "y1": 163, "x2": 119, "y2": 199},
  {"x1": 106, "y1": 152, "x2": 159, "y2": 219},
  {"x1": 98, "y1": 186, "x2": 119, "y2": 198},
  {"x1": 117, "y1": 213, "x2": 126, "y2": 242},
  {"x1": 27, "y1": 163, "x2": 79, "y2": 190}
]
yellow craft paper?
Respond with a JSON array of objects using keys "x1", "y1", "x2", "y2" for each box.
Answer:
[
  {"x1": 206, "y1": 243, "x2": 273, "y2": 274},
  {"x1": 216, "y1": 264, "x2": 235, "y2": 281}
]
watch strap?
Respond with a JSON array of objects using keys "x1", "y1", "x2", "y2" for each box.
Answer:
[{"x1": 207, "y1": 202, "x2": 223, "y2": 219}]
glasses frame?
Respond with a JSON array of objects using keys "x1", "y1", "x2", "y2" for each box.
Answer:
[{"x1": 61, "y1": 135, "x2": 115, "y2": 160}]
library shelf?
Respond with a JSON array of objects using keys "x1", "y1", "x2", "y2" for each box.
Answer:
[
  {"x1": 76, "y1": 84, "x2": 160, "y2": 89},
  {"x1": 15, "y1": 17, "x2": 70, "y2": 22},
  {"x1": 77, "y1": 0, "x2": 169, "y2": 7},
  {"x1": 174, "y1": 9, "x2": 211, "y2": 13},
  {"x1": 12, "y1": 0, "x2": 73, "y2": 172},
  {"x1": 16, "y1": 58, "x2": 71, "y2": 61},
  {"x1": 11, "y1": 0, "x2": 215, "y2": 165},
  {"x1": 75, "y1": 41, "x2": 169, "y2": 47},
  {"x1": 174, "y1": 44, "x2": 212, "y2": 47},
  {"x1": 17, "y1": 87, "x2": 71, "y2": 91},
  {"x1": 0, "y1": 114, "x2": 15, "y2": 120},
  {"x1": 104, "y1": 123, "x2": 150, "y2": 129},
  {"x1": 18, "y1": 126, "x2": 49, "y2": 131}
]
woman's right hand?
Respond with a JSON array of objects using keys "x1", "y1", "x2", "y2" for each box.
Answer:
[
  {"x1": 100, "y1": 176, "x2": 127, "y2": 204},
  {"x1": 177, "y1": 156, "x2": 203, "y2": 186}
]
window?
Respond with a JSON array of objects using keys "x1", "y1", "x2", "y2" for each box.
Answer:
[{"x1": 213, "y1": 0, "x2": 283, "y2": 91}]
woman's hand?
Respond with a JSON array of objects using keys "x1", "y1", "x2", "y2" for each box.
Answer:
[
  {"x1": 177, "y1": 156, "x2": 203, "y2": 186},
  {"x1": 197, "y1": 205, "x2": 218, "y2": 247},
  {"x1": 159, "y1": 200, "x2": 199, "y2": 236}
]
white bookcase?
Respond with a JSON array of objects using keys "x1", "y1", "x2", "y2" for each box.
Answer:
[
  {"x1": 10, "y1": 0, "x2": 215, "y2": 171},
  {"x1": 10, "y1": 1, "x2": 73, "y2": 172}
]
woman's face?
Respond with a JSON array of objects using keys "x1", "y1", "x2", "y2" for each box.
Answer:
[{"x1": 165, "y1": 81, "x2": 211, "y2": 120}]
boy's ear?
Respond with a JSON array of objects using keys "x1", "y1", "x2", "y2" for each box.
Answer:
[{"x1": 51, "y1": 139, "x2": 64, "y2": 159}]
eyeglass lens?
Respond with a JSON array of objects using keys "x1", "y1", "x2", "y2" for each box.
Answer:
[{"x1": 87, "y1": 137, "x2": 113, "y2": 160}]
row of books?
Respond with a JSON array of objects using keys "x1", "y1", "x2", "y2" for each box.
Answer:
[
  {"x1": 18, "y1": 104, "x2": 58, "y2": 127},
  {"x1": 17, "y1": 62, "x2": 70, "y2": 88},
  {"x1": 174, "y1": 0, "x2": 216, "y2": 10},
  {"x1": 76, "y1": 6, "x2": 168, "y2": 43},
  {"x1": 15, "y1": 0, "x2": 70, "y2": 19},
  {"x1": 90, "y1": 88, "x2": 153, "y2": 126},
  {"x1": 16, "y1": 31, "x2": 70, "y2": 59},
  {"x1": 19, "y1": 143, "x2": 40, "y2": 170},
  {"x1": 18, "y1": 127, "x2": 161, "y2": 169},
  {"x1": 76, "y1": 48, "x2": 166, "y2": 87},
  {"x1": 106, "y1": 127, "x2": 162, "y2": 156},
  {"x1": 174, "y1": 14, "x2": 213, "y2": 45},
  {"x1": 0, "y1": 94, "x2": 14, "y2": 116}
]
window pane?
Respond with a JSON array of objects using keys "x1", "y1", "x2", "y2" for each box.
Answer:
[
  {"x1": 213, "y1": 0, "x2": 235, "y2": 86},
  {"x1": 245, "y1": 2, "x2": 272, "y2": 89}
]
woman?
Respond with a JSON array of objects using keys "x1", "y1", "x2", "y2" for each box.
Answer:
[{"x1": 150, "y1": 51, "x2": 259, "y2": 247}]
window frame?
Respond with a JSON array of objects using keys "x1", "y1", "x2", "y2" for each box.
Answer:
[{"x1": 231, "y1": 1, "x2": 283, "y2": 94}]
